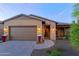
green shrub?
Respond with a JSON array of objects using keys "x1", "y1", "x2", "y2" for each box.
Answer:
[
  {"x1": 47, "y1": 49, "x2": 62, "y2": 56},
  {"x1": 69, "y1": 23, "x2": 79, "y2": 49},
  {"x1": 70, "y1": 3, "x2": 79, "y2": 50},
  {"x1": 65, "y1": 34, "x2": 69, "y2": 40}
]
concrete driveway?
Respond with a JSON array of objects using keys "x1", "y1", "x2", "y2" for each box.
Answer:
[
  {"x1": 0, "y1": 41, "x2": 35, "y2": 56},
  {"x1": 0, "y1": 40, "x2": 54, "y2": 56}
]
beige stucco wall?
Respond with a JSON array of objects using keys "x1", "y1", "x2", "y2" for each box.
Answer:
[
  {"x1": 50, "y1": 21, "x2": 56, "y2": 40},
  {"x1": 4, "y1": 16, "x2": 42, "y2": 40}
]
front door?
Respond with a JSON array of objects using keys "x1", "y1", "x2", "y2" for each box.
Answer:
[{"x1": 44, "y1": 25, "x2": 50, "y2": 39}]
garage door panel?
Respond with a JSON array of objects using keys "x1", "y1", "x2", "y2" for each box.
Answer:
[{"x1": 10, "y1": 26, "x2": 37, "y2": 40}]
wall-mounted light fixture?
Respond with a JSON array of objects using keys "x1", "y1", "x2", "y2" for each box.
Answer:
[
  {"x1": 52, "y1": 28, "x2": 56, "y2": 32},
  {"x1": 4, "y1": 27, "x2": 8, "y2": 33},
  {"x1": 37, "y1": 27, "x2": 42, "y2": 36}
]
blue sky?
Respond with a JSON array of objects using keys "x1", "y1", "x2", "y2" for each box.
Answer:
[{"x1": 0, "y1": 3, "x2": 74, "y2": 23}]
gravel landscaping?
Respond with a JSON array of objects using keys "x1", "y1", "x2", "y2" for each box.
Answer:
[{"x1": 32, "y1": 40, "x2": 79, "y2": 56}]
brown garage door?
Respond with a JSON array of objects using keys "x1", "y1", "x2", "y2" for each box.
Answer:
[{"x1": 10, "y1": 26, "x2": 37, "y2": 41}]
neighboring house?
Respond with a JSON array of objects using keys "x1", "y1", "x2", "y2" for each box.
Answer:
[
  {"x1": 3, "y1": 14, "x2": 70, "y2": 42},
  {"x1": 0, "y1": 21, "x2": 3, "y2": 37}
]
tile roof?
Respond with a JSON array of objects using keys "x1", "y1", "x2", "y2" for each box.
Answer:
[{"x1": 3, "y1": 14, "x2": 70, "y2": 25}]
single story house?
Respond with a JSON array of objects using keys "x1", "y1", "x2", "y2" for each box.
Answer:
[{"x1": 2, "y1": 14, "x2": 70, "y2": 43}]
